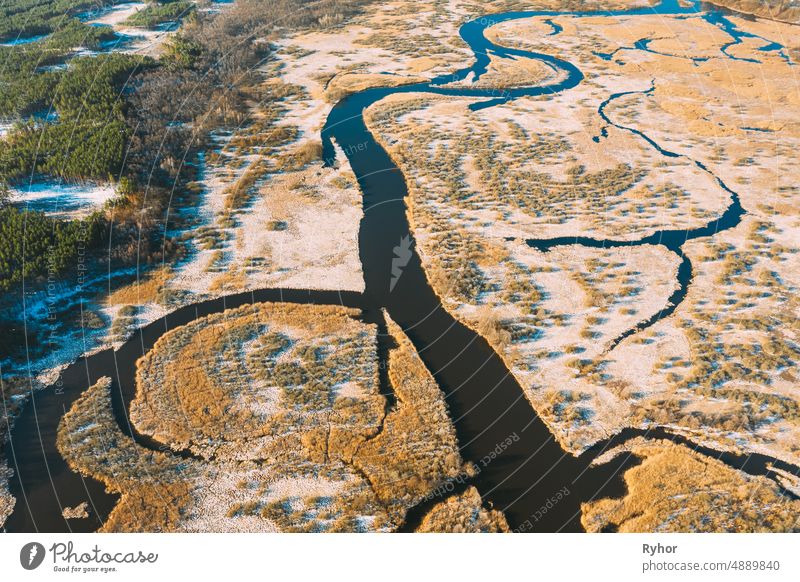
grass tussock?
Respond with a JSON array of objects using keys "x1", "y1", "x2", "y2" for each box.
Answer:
[
  {"x1": 416, "y1": 486, "x2": 510, "y2": 533},
  {"x1": 105, "y1": 267, "x2": 172, "y2": 306}
]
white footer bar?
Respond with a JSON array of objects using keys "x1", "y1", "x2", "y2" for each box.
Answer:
[{"x1": 1, "y1": 533, "x2": 797, "y2": 581}]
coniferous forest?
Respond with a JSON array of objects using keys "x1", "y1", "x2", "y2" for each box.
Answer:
[{"x1": 0, "y1": 0, "x2": 371, "y2": 293}]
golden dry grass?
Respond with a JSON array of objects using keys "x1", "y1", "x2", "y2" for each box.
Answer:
[
  {"x1": 57, "y1": 377, "x2": 197, "y2": 532},
  {"x1": 352, "y1": 314, "x2": 468, "y2": 521},
  {"x1": 416, "y1": 486, "x2": 510, "y2": 533},
  {"x1": 0, "y1": 463, "x2": 13, "y2": 529},
  {"x1": 0, "y1": 375, "x2": 37, "y2": 528},
  {"x1": 325, "y1": 73, "x2": 426, "y2": 104},
  {"x1": 208, "y1": 268, "x2": 247, "y2": 293},
  {"x1": 707, "y1": 0, "x2": 800, "y2": 23},
  {"x1": 361, "y1": 8, "x2": 800, "y2": 464},
  {"x1": 59, "y1": 377, "x2": 389, "y2": 533},
  {"x1": 132, "y1": 302, "x2": 381, "y2": 458},
  {"x1": 473, "y1": 57, "x2": 556, "y2": 89},
  {"x1": 56, "y1": 302, "x2": 496, "y2": 531},
  {"x1": 105, "y1": 267, "x2": 172, "y2": 306},
  {"x1": 582, "y1": 442, "x2": 800, "y2": 532},
  {"x1": 61, "y1": 502, "x2": 89, "y2": 520}
]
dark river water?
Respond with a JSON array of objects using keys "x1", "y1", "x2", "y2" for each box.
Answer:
[{"x1": 5, "y1": 0, "x2": 797, "y2": 533}]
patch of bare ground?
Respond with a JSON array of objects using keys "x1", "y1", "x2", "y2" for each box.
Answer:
[
  {"x1": 583, "y1": 441, "x2": 800, "y2": 532},
  {"x1": 416, "y1": 486, "x2": 510, "y2": 532},
  {"x1": 58, "y1": 303, "x2": 495, "y2": 531}
]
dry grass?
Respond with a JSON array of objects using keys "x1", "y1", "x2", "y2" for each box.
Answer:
[
  {"x1": 223, "y1": 160, "x2": 271, "y2": 212},
  {"x1": 472, "y1": 57, "x2": 556, "y2": 89},
  {"x1": 416, "y1": 486, "x2": 510, "y2": 533},
  {"x1": 208, "y1": 268, "x2": 248, "y2": 293},
  {"x1": 365, "y1": 94, "x2": 720, "y2": 243},
  {"x1": 62, "y1": 502, "x2": 89, "y2": 520},
  {"x1": 105, "y1": 267, "x2": 172, "y2": 306},
  {"x1": 707, "y1": 0, "x2": 800, "y2": 23},
  {"x1": 361, "y1": 12, "x2": 800, "y2": 461},
  {"x1": 57, "y1": 377, "x2": 197, "y2": 532},
  {"x1": 55, "y1": 302, "x2": 491, "y2": 531},
  {"x1": 132, "y1": 302, "x2": 381, "y2": 458},
  {"x1": 59, "y1": 376, "x2": 390, "y2": 532},
  {"x1": 352, "y1": 314, "x2": 468, "y2": 521},
  {"x1": 324, "y1": 72, "x2": 426, "y2": 103},
  {"x1": 275, "y1": 140, "x2": 324, "y2": 172},
  {"x1": 0, "y1": 375, "x2": 36, "y2": 528},
  {"x1": 0, "y1": 462, "x2": 13, "y2": 529},
  {"x1": 582, "y1": 441, "x2": 800, "y2": 532}
]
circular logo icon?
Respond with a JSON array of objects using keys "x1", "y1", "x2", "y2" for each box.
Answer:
[{"x1": 20, "y1": 542, "x2": 46, "y2": 570}]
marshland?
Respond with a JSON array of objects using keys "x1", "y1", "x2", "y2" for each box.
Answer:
[{"x1": 2, "y1": 0, "x2": 799, "y2": 533}]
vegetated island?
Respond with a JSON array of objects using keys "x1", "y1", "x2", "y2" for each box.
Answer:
[{"x1": 57, "y1": 302, "x2": 504, "y2": 532}]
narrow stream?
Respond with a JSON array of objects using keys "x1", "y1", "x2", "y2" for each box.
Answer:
[{"x1": 5, "y1": 0, "x2": 797, "y2": 533}]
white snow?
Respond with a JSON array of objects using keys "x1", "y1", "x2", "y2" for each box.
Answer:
[
  {"x1": 83, "y1": 2, "x2": 147, "y2": 28},
  {"x1": 9, "y1": 181, "x2": 117, "y2": 218}
]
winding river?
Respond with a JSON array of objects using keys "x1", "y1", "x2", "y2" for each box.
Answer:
[{"x1": 5, "y1": 0, "x2": 798, "y2": 533}]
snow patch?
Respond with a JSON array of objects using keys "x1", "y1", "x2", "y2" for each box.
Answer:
[{"x1": 9, "y1": 181, "x2": 117, "y2": 218}]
